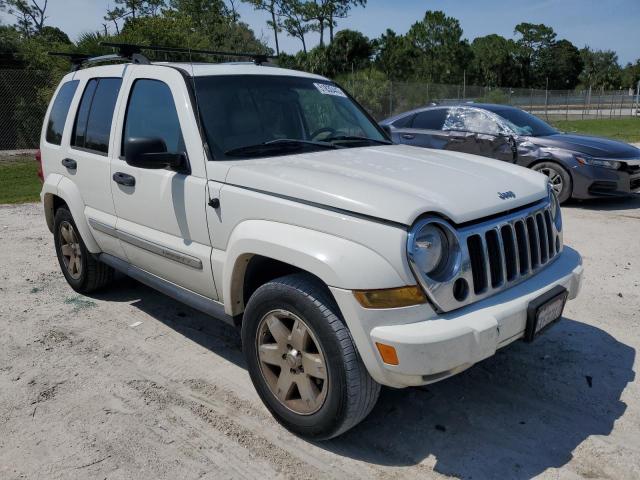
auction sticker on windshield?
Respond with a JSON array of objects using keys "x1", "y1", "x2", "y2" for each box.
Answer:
[{"x1": 314, "y1": 83, "x2": 347, "y2": 97}]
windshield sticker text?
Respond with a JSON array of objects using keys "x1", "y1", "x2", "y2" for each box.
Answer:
[{"x1": 314, "y1": 83, "x2": 347, "y2": 97}]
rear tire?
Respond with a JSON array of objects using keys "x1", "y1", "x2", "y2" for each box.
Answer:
[
  {"x1": 54, "y1": 207, "x2": 114, "y2": 293},
  {"x1": 242, "y1": 273, "x2": 380, "y2": 440},
  {"x1": 532, "y1": 161, "x2": 572, "y2": 203}
]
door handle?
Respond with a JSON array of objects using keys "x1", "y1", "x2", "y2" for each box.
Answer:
[
  {"x1": 112, "y1": 172, "x2": 136, "y2": 187},
  {"x1": 61, "y1": 158, "x2": 77, "y2": 170},
  {"x1": 449, "y1": 137, "x2": 466, "y2": 143},
  {"x1": 401, "y1": 133, "x2": 415, "y2": 140}
]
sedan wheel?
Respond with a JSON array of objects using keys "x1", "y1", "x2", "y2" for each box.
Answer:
[
  {"x1": 539, "y1": 167, "x2": 563, "y2": 195},
  {"x1": 532, "y1": 161, "x2": 573, "y2": 203}
]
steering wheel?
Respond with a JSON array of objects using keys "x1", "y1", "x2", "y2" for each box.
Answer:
[{"x1": 310, "y1": 127, "x2": 337, "y2": 141}]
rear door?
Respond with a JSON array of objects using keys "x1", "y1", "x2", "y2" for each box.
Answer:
[
  {"x1": 393, "y1": 108, "x2": 449, "y2": 148},
  {"x1": 109, "y1": 66, "x2": 218, "y2": 300},
  {"x1": 64, "y1": 67, "x2": 128, "y2": 258}
]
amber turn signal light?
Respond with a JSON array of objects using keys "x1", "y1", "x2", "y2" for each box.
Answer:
[
  {"x1": 375, "y1": 342, "x2": 399, "y2": 365},
  {"x1": 353, "y1": 285, "x2": 426, "y2": 309}
]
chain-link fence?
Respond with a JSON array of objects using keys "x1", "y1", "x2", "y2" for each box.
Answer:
[
  {"x1": 343, "y1": 80, "x2": 640, "y2": 122},
  {"x1": 0, "y1": 69, "x2": 54, "y2": 151},
  {"x1": 1, "y1": 67, "x2": 639, "y2": 151}
]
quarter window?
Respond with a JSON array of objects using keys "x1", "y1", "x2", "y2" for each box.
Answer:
[
  {"x1": 123, "y1": 79, "x2": 184, "y2": 155},
  {"x1": 72, "y1": 78, "x2": 122, "y2": 154},
  {"x1": 412, "y1": 109, "x2": 447, "y2": 130},
  {"x1": 45, "y1": 80, "x2": 79, "y2": 145}
]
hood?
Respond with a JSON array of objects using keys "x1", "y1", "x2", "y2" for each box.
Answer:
[
  {"x1": 530, "y1": 133, "x2": 640, "y2": 159},
  {"x1": 224, "y1": 145, "x2": 548, "y2": 225}
]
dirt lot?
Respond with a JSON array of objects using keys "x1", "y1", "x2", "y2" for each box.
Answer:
[{"x1": 1, "y1": 199, "x2": 639, "y2": 480}]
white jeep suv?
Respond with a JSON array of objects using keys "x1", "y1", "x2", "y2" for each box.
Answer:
[{"x1": 39, "y1": 54, "x2": 583, "y2": 439}]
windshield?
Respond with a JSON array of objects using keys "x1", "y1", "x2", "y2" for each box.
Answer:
[
  {"x1": 493, "y1": 108, "x2": 558, "y2": 137},
  {"x1": 193, "y1": 75, "x2": 388, "y2": 159}
]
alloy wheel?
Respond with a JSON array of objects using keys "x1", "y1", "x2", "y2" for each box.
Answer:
[
  {"x1": 256, "y1": 309, "x2": 328, "y2": 415},
  {"x1": 539, "y1": 167, "x2": 564, "y2": 195},
  {"x1": 59, "y1": 221, "x2": 82, "y2": 280}
]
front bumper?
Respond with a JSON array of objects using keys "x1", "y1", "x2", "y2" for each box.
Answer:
[
  {"x1": 330, "y1": 247, "x2": 583, "y2": 388},
  {"x1": 570, "y1": 164, "x2": 640, "y2": 199}
]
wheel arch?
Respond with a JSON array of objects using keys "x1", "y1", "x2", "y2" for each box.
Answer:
[
  {"x1": 44, "y1": 176, "x2": 101, "y2": 253},
  {"x1": 222, "y1": 220, "x2": 407, "y2": 317}
]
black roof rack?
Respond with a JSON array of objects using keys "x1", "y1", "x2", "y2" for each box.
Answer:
[
  {"x1": 48, "y1": 47, "x2": 150, "y2": 71},
  {"x1": 101, "y1": 42, "x2": 276, "y2": 66},
  {"x1": 49, "y1": 42, "x2": 276, "y2": 72}
]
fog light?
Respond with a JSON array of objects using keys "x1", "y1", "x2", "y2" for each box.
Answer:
[{"x1": 376, "y1": 342, "x2": 399, "y2": 365}]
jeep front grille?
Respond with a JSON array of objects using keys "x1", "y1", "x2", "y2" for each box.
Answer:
[
  {"x1": 409, "y1": 198, "x2": 563, "y2": 313},
  {"x1": 466, "y1": 207, "x2": 559, "y2": 296}
]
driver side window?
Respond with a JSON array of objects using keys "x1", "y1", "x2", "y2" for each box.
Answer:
[
  {"x1": 122, "y1": 79, "x2": 185, "y2": 155},
  {"x1": 444, "y1": 107, "x2": 501, "y2": 135}
]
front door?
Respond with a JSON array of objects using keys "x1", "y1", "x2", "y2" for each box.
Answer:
[
  {"x1": 442, "y1": 107, "x2": 516, "y2": 162},
  {"x1": 109, "y1": 67, "x2": 218, "y2": 300}
]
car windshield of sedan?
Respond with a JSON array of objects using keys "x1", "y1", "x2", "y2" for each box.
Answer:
[
  {"x1": 493, "y1": 108, "x2": 558, "y2": 137},
  {"x1": 193, "y1": 75, "x2": 389, "y2": 159}
]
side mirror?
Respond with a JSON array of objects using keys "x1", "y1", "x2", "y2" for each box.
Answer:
[
  {"x1": 379, "y1": 123, "x2": 392, "y2": 138},
  {"x1": 124, "y1": 137, "x2": 185, "y2": 170}
]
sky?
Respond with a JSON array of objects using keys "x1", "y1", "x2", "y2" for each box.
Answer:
[{"x1": 1, "y1": 0, "x2": 639, "y2": 64}]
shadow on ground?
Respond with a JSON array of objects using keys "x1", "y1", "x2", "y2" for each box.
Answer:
[
  {"x1": 564, "y1": 195, "x2": 640, "y2": 212},
  {"x1": 93, "y1": 278, "x2": 635, "y2": 480}
]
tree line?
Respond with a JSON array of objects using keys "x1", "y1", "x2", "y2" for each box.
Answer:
[{"x1": 0, "y1": 0, "x2": 639, "y2": 92}]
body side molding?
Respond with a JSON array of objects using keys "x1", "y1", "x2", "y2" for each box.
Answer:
[{"x1": 88, "y1": 218, "x2": 203, "y2": 270}]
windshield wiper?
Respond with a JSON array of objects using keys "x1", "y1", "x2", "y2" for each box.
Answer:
[
  {"x1": 225, "y1": 138, "x2": 340, "y2": 157},
  {"x1": 324, "y1": 135, "x2": 392, "y2": 145}
]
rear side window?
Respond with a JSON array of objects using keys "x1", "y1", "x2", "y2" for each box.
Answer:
[
  {"x1": 412, "y1": 109, "x2": 447, "y2": 130},
  {"x1": 45, "y1": 80, "x2": 79, "y2": 145},
  {"x1": 123, "y1": 79, "x2": 185, "y2": 155},
  {"x1": 72, "y1": 78, "x2": 122, "y2": 154},
  {"x1": 392, "y1": 114, "x2": 414, "y2": 128}
]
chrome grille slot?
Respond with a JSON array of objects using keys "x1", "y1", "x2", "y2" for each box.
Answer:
[
  {"x1": 485, "y1": 229, "x2": 503, "y2": 288},
  {"x1": 467, "y1": 234, "x2": 487, "y2": 294},
  {"x1": 544, "y1": 210, "x2": 554, "y2": 256},
  {"x1": 526, "y1": 216, "x2": 540, "y2": 268},
  {"x1": 514, "y1": 220, "x2": 529, "y2": 274},
  {"x1": 500, "y1": 225, "x2": 518, "y2": 281},
  {"x1": 536, "y1": 213, "x2": 548, "y2": 264}
]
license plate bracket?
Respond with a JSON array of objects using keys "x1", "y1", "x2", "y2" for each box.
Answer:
[{"x1": 525, "y1": 285, "x2": 568, "y2": 342}]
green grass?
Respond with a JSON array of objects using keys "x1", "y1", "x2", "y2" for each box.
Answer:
[
  {"x1": 0, "y1": 155, "x2": 41, "y2": 204},
  {"x1": 552, "y1": 118, "x2": 640, "y2": 144}
]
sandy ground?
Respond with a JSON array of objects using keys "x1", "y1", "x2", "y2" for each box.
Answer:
[{"x1": 0, "y1": 199, "x2": 639, "y2": 480}]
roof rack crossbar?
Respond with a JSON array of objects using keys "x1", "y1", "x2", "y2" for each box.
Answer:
[
  {"x1": 100, "y1": 42, "x2": 276, "y2": 65},
  {"x1": 48, "y1": 48, "x2": 150, "y2": 71}
]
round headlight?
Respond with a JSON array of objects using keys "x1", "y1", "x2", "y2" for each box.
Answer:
[{"x1": 413, "y1": 224, "x2": 448, "y2": 275}]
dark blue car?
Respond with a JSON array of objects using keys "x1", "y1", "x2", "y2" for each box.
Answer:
[{"x1": 381, "y1": 103, "x2": 640, "y2": 203}]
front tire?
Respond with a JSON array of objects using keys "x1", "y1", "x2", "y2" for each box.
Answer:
[
  {"x1": 54, "y1": 206, "x2": 114, "y2": 293},
  {"x1": 242, "y1": 273, "x2": 380, "y2": 440},
  {"x1": 532, "y1": 161, "x2": 573, "y2": 203}
]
